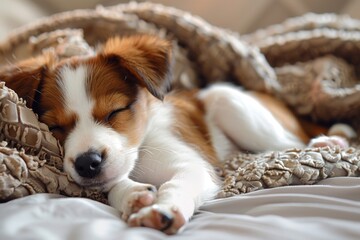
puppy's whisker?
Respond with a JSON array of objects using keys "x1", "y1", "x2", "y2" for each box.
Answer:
[
  {"x1": 138, "y1": 148, "x2": 153, "y2": 156},
  {"x1": 5, "y1": 58, "x2": 16, "y2": 67},
  {"x1": 140, "y1": 145, "x2": 178, "y2": 155},
  {"x1": 34, "y1": 89, "x2": 42, "y2": 95},
  {"x1": 130, "y1": 167, "x2": 147, "y2": 176},
  {"x1": 25, "y1": 94, "x2": 40, "y2": 105}
]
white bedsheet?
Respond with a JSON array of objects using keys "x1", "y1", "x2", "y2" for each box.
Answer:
[{"x1": 1, "y1": 177, "x2": 359, "y2": 240}]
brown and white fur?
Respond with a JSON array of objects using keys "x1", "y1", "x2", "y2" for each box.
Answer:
[{"x1": 0, "y1": 35, "x2": 355, "y2": 234}]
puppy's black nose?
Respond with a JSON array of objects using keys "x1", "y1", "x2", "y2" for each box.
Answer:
[{"x1": 74, "y1": 151, "x2": 102, "y2": 178}]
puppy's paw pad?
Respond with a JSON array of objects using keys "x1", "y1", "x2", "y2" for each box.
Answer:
[
  {"x1": 128, "y1": 205, "x2": 186, "y2": 235},
  {"x1": 130, "y1": 189, "x2": 156, "y2": 211},
  {"x1": 121, "y1": 185, "x2": 157, "y2": 220},
  {"x1": 308, "y1": 136, "x2": 349, "y2": 148}
]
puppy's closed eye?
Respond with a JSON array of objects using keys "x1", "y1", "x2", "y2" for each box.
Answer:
[
  {"x1": 49, "y1": 125, "x2": 65, "y2": 132},
  {"x1": 105, "y1": 103, "x2": 134, "y2": 123},
  {"x1": 106, "y1": 108, "x2": 128, "y2": 122},
  {"x1": 48, "y1": 125, "x2": 67, "y2": 143}
]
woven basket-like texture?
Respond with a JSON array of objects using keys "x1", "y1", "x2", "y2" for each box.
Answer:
[{"x1": 0, "y1": 2, "x2": 359, "y2": 202}]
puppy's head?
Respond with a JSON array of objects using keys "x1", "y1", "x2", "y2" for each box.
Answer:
[{"x1": 0, "y1": 35, "x2": 172, "y2": 189}]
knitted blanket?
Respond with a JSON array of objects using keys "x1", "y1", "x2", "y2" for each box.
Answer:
[{"x1": 0, "y1": 2, "x2": 359, "y2": 203}]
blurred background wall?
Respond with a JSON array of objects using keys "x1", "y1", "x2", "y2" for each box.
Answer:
[{"x1": 1, "y1": 0, "x2": 360, "y2": 40}]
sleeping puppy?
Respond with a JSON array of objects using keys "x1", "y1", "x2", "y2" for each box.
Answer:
[{"x1": 0, "y1": 35, "x2": 354, "y2": 234}]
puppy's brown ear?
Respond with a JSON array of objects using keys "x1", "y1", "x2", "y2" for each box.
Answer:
[
  {"x1": 102, "y1": 35, "x2": 173, "y2": 100},
  {"x1": 0, "y1": 52, "x2": 54, "y2": 109}
]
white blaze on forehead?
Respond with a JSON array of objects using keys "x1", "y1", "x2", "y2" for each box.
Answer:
[
  {"x1": 58, "y1": 65, "x2": 133, "y2": 185},
  {"x1": 58, "y1": 64, "x2": 93, "y2": 116},
  {"x1": 57, "y1": 64, "x2": 129, "y2": 162}
]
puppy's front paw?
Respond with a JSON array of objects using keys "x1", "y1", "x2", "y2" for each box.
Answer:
[
  {"x1": 128, "y1": 204, "x2": 186, "y2": 235},
  {"x1": 308, "y1": 136, "x2": 349, "y2": 148},
  {"x1": 121, "y1": 184, "x2": 157, "y2": 221}
]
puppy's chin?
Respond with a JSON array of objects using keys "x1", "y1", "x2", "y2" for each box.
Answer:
[
  {"x1": 73, "y1": 175, "x2": 121, "y2": 192},
  {"x1": 64, "y1": 154, "x2": 138, "y2": 192},
  {"x1": 66, "y1": 168, "x2": 126, "y2": 192}
]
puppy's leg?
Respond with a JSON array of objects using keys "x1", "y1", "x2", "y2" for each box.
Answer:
[
  {"x1": 198, "y1": 84, "x2": 305, "y2": 152},
  {"x1": 308, "y1": 123, "x2": 357, "y2": 148},
  {"x1": 128, "y1": 145, "x2": 219, "y2": 234},
  {"x1": 108, "y1": 178, "x2": 157, "y2": 221}
]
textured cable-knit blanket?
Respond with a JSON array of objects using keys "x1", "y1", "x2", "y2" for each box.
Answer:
[{"x1": 0, "y1": 2, "x2": 359, "y2": 203}]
